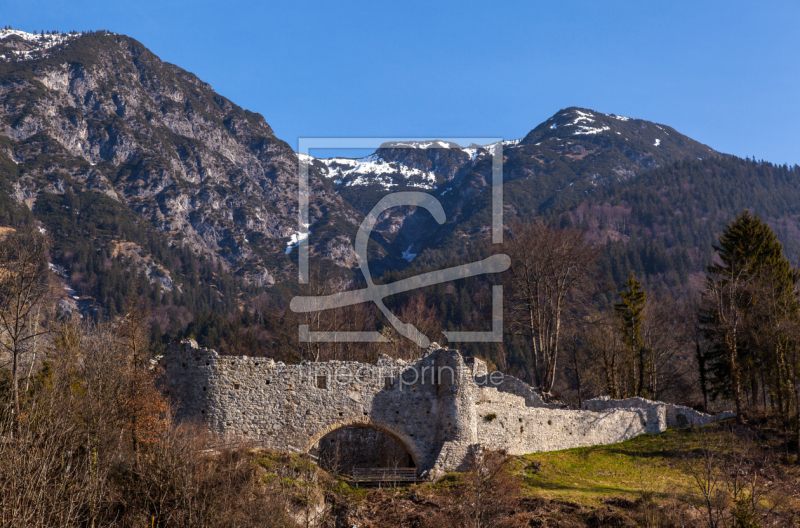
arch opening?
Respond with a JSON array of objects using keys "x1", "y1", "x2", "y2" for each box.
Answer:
[{"x1": 310, "y1": 426, "x2": 416, "y2": 475}]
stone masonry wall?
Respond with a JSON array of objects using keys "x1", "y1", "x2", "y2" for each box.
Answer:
[
  {"x1": 474, "y1": 387, "x2": 666, "y2": 455},
  {"x1": 159, "y1": 340, "x2": 733, "y2": 477},
  {"x1": 467, "y1": 357, "x2": 561, "y2": 409},
  {"x1": 581, "y1": 396, "x2": 735, "y2": 428},
  {"x1": 431, "y1": 349, "x2": 478, "y2": 472},
  {"x1": 161, "y1": 341, "x2": 467, "y2": 475},
  {"x1": 476, "y1": 372, "x2": 564, "y2": 409}
]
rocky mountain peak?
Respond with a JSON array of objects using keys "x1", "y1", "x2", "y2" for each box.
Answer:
[
  {"x1": 520, "y1": 106, "x2": 715, "y2": 168},
  {"x1": 0, "y1": 30, "x2": 726, "y2": 310}
]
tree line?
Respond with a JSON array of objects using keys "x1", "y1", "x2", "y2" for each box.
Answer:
[
  {"x1": 2, "y1": 212, "x2": 800, "y2": 525},
  {"x1": 180, "y1": 207, "x2": 800, "y2": 462},
  {"x1": 503, "y1": 211, "x2": 800, "y2": 458}
]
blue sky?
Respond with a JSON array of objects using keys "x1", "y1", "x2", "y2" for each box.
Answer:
[{"x1": 8, "y1": 1, "x2": 800, "y2": 164}]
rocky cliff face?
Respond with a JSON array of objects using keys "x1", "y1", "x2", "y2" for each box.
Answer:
[
  {"x1": 0, "y1": 29, "x2": 360, "y2": 288},
  {"x1": 0, "y1": 29, "x2": 719, "y2": 298}
]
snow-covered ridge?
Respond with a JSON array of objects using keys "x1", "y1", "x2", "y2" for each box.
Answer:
[
  {"x1": 309, "y1": 153, "x2": 438, "y2": 190},
  {"x1": 297, "y1": 139, "x2": 522, "y2": 190},
  {"x1": 483, "y1": 138, "x2": 521, "y2": 156},
  {"x1": 0, "y1": 29, "x2": 81, "y2": 62},
  {"x1": 382, "y1": 140, "x2": 459, "y2": 149},
  {"x1": 0, "y1": 28, "x2": 77, "y2": 44}
]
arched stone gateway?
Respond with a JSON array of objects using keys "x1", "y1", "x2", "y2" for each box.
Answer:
[
  {"x1": 304, "y1": 421, "x2": 423, "y2": 470},
  {"x1": 311, "y1": 424, "x2": 417, "y2": 473},
  {"x1": 159, "y1": 340, "x2": 733, "y2": 478}
]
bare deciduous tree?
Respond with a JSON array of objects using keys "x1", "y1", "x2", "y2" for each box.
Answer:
[
  {"x1": 383, "y1": 290, "x2": 442, "y2": 361},
  {"x1": 642, "y1": 296, "x2": 696, "y2": 402},
  {"x1": 701, "y1": 260, "x2": 752, "y2": 419},
  {"x1": 680, "y1": 426, "x2": 782, "y2": 528},
  {"x1": 275, "y1": 272, "x2": 381, "y2": 364},
  {"x1": 505, "y1": 220, "x2": 600, "y2": 393},
  {"x1": 0, "y1": 227, "x2": 51, "y2": 428}
]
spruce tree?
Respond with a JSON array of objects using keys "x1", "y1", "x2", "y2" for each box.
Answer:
[
  {"x1": 708, "y1": 211, "x2": 793, "y2": 283},
  {"x1": 614, "y1": 273, "x2": 647, "y2": 397},
  {"x1": 700, "y1": 211, "x2": 799, "y2": 418}
]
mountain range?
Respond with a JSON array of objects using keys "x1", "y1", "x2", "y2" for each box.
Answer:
[{"x1": 2, "y1": 28, "x2": 800, "y2": 332}]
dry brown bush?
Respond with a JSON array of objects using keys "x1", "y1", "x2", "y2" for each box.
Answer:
[{"x1": 0, "y1": 317, "x2": 296, "y2": 527}]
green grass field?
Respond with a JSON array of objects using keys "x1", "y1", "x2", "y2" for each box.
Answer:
[{"x1": 516, "y1": 424, "x2": 782, "y2": 508}]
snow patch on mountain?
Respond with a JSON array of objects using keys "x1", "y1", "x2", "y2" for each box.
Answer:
[
  {"x1": 654, "y1": 138, "x2": 661, "y2": 147},
  {"x1": 0, "y1": 29, "x2": 81, "y2": 62},
  {"x1": 296, "y1": 153, "x2": 315, "y2": 165},
  {"x1": 463, "y1": 147, "x2": 480, "y2": 161},
  {"x1": 574, "y1": 125, "x2": 611, "y2": 136},
  {"x1": 48, "y1": 262, "x2": 67, "y2": 277},
  {"x1": 285, "y1": 230, "x2": 310, "y2": 255},
  {"x1": 483, "y1": 139, "x2": 520, "y2": 156},
  {"x1": 569, "y1": 110, "x2": 596, "y2": 126}
]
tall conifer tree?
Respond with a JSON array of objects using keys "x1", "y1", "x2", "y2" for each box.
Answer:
[
  {"x1": 615, "y1": 273, "x2": 648, "y2": 397},
  {"x1": 700, "y1": 211, "x2": 799, "y2": 418}
]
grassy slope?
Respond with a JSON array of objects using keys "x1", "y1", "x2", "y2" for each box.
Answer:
[
  {"x1": 520, "y1": 428, "x2": 699, "y2": 507},
  {"x1": 250, "y1": 422, "x2": 799, "y2": 526},
  {"x1": 518, "y1": 423, "x2": 798, "y2": 513}
]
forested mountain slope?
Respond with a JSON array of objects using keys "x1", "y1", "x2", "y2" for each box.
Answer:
[
  {"x1": 2, "y1": 28, "x2": 800, "y2": 344},
  {"x1": 554, "y1": 157, "x2": 800, "y2": 291}
]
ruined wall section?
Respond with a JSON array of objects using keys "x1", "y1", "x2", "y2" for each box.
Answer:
[
  {"x1": 581, "y1": 396, "x2": 735, "y2": 428},
  {"x1": 475, "y1": 388, "x2": 666, "y2": 455},
  {"x1": 431, "y1": 349, "x2": 478, "y2": 472},
  {"x1": 160, "y1": 342, "x2": 443, "y2": 471},
  {"x1": 160, "y1": 342, "x2": 224, "y2": 431},
  {"x1": 466, "y1": 360, "x2": 563, "y2": 409},
  {"x1": 481, "y1": 372, "x2": 564, "y2": 409},
  {"x1": 159, "y1": 341, "x2": 735, "y2": 477}
]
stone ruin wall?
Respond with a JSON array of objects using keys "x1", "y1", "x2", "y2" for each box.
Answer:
[
  {"x1": 581, "y1": 396, "x2": 736, "y2": 428},
  {"x1": 158, "y1": 341, "x2": 734, "y2": 476},
  {"x1": 469, "y1": 358, "x2": 564, "y2": 410},
  {"x1": 475, "y1": 387, "x2": 666, "y2": 455},
  {"x1": 160, "y1": 341, "x2": 456, "y2": 474}
]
